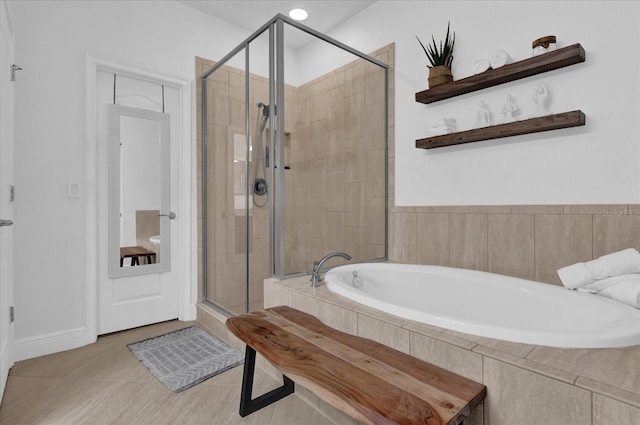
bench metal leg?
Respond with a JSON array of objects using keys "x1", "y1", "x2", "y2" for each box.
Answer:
[{"x1": 239, "y1": 345, "x2": 295, "y2": 417}]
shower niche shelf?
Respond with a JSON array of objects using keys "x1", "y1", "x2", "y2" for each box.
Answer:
[
  {"x1": 414, "y1": 43, "x2": 586, "y2": 149},
  {"x1": 415, "y1": 43, "x2": 585, "y2": 104},
  {"x1": 416, "y1": 110, "x2": 585, "y2": 149}
]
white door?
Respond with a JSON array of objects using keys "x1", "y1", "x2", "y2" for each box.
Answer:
[
  {"x1": 96, "y1": 70, "x2": 181, "y2": 335},
  {"x1": 0, "y1": 1, "x2": 15, "y2": 402}
]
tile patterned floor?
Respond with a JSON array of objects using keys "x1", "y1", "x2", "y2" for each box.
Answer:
[{"x1": 0, "y1": 320, "x2": 334, "y2": 425}]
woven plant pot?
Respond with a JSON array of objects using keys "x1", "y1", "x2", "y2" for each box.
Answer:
[{"x1": 428, "y1": 65, "x2": 453, "y2": 88}]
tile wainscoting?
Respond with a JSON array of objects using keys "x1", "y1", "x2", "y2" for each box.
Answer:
[{"x1": 389, "y1": 204, "x2": 640, "y2": 286}]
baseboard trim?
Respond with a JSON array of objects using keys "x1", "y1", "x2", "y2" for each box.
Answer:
[
  {"x1": 14, "y1": 327, "x2": 87, "y2": 361},
  {"x1": 181, "y1": 303, "x2": 198, "y2": 322}
]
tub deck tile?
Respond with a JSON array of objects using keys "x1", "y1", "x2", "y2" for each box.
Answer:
[
  {"x1": 402, "y1": 320, "x2": 447, "y2": 336},
  {"x1": 527, "y1": 345, "x2": 640, "y2": 396},
  {"x1": 410, "y1": 332, "x2": 483, "y2": 383},
  {"x1": 483, "y1": 357, "x2": 591, "y2": 425},
  {"x1": 370, "y1": 311, "x2": 413, "y2": 327},
  {"x1": 311, "y1": 285, "x2": 383, "y2": 318},
  {"x1": 423, "y1": 330, "x2": 478, "y2": 351},
  {"x1": 593, "y1": 393, "x2": 640, "y2": 425},
  {"x1": 443, "y1": 329, "x2": 536, "y2": 359},
  {"x1": 403, "y1": 323, "x2": 477, "y2": 351},
  {"x1": 473, "y1": 345, "x2": 577, "y2": 385},
  {"x1": 576, "y1": 376, "x2": 640, "y2": 409}
]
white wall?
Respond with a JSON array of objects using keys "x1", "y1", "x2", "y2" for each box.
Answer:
[
  {"x1": 313, "y1": 0, "x2": 640, "y2": 205},
  {"x1": 8, "y1": 0, "x2": 251, "y2": 357}
]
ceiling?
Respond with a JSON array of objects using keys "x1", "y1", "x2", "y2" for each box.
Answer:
[{"x1": 178, "y1": 0, "x2": 377, "y2": 49}]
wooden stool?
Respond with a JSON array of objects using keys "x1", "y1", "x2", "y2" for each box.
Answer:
[{"x1": 119, "y1": 246, "x2": 156, "y2": 267}]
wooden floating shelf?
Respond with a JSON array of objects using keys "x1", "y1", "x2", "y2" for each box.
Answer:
[
  {"x1": 415, "y1": 43, "x2": 585, "y2": 104},
  {"x1": 416, "y1": 110, "x2": 585, "y2": 149}
]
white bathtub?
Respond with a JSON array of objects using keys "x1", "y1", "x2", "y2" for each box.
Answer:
[{"x1": 324, "y1": 263, "x2": 640, "y2": 348}]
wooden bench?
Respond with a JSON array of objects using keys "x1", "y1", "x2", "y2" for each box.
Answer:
[{"x1": 226, "y1": 306, "x2": 486, "y2": 425}]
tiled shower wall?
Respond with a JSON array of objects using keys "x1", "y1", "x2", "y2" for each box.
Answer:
[
  {"x1": 389, "y1": 204, "x2": 640, "y2": 285},
  {"x1": 286, "y1": 45, "x2": 391, "y2": 274}
]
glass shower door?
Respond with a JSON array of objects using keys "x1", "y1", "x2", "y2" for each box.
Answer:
[
  {"x1": 201, "y1": 47, "x2": 250, "y2": 315},
  {"x1": 200, "y1": 28, "x2": 274, "y2": 315}
]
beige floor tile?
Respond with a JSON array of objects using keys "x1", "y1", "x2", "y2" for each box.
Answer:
[{"x1": 0, "y1": 321, "x2": 333, "y2": 425}]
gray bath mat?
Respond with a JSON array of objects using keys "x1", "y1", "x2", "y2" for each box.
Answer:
[{"x1": 128, "y1": 326, "x2": 244, "y2": 392}]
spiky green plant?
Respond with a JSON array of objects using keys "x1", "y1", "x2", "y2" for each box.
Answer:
[{"x1": 416, "y1": 22, "x2": 455, "y2": 68}]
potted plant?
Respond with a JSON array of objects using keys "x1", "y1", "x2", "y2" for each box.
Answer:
[{"x1": 416, "y1": 22, "x2": 455, "y2": 88}]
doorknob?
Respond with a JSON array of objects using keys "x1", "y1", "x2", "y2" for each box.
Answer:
[
  {"x1": 0, "y1": 219, "x2": 13, "y2": 227},
  {"x1": 159, "y1": 212, "x2": 176, "y2": 219}
]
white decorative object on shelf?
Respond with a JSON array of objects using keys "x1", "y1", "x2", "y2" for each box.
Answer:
[
  {"x1": 500, "y1": 94, "x2": 520, "y2": 123},
  {"x1": 533, "y1": 44, "x2": 556, "y2": 56},
  {"x1": 490, "y1": 50, "x2": 511, "y2": 69},
  {"x1": 532, "y1": 35, "x2": 557, "y2": 57},
  {"x1": 472, "y1": 58, "x2": 491, "y2": 75},
  {"x1": 474, "y1": 101, "x2": 492, "y2": 128},
  {"x1": 424, "y1": 118, "x2": 457, "y2": 136},
  {"x1": 529, "y1": 82, "x2": 552, "y2": 118}
]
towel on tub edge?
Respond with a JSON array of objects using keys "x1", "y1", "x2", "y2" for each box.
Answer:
[
  {"x1": 577, "y1": 274, "x2": 640, "y2": 308},
  {"x1": 557, "y1": 248, "x2": 640, "y2": 289}
]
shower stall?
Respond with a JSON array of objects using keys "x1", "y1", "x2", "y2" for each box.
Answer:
[{"x1": 198, "y1": 14, "x2": 389, "y2": 316}]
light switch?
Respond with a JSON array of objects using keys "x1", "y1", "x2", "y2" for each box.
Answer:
[{"x1": 68, "y1": 180, "x2": 80, "y2": 198}]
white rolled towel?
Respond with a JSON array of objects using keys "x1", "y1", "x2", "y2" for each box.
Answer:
[
  {"x1": 593, "y1": 274, "x2": 640, "y2": 308},
  {"x1": 490, "y1": 50, "x2": 511, "y2": 68},
  {"x1": 579, "y1": 273, "x2": 639, "y2": 293},
  {"x1": 473, "y1": 58, "x2": 491, "y2": 74},
  {"x1": 558, "y1": 248, "x2": 640, "y2": 289},
  {"x1": 557, "y1": 263, "x2": 592, "y2": 289}
]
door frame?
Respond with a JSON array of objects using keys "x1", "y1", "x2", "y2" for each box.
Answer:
[
  {"x1": 0, "y1": 0, "x2": 15, "y2": 401},
  {"x1": 85, "y1": 55, "x2": 195, "y2": 343}
]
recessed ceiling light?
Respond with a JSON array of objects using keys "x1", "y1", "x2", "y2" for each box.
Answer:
[{"x1": 289, "y1": 8, "x2": 308, "y2": 21}]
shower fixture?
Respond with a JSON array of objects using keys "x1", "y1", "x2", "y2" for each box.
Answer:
[{"x1": 252, "y1": 101, "x2": 275, "y2": 206}]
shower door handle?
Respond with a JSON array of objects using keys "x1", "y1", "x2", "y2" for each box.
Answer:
[{"x1": 0, "y1": 219, "x2": 13, "y2": 227}]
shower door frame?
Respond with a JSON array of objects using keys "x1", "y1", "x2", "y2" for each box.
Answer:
[{"x1": 201, "y1": 14, "x2": 389, "y2": 315}]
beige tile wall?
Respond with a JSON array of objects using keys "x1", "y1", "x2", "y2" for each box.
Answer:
[
  {"x1": 286, "y1": 45, "x2": 392, "y2": 274},
  {"x1": 390, "y1": 204, "x2": 640, "y2": 285}
]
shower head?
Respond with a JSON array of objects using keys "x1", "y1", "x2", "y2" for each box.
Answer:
[
  {"x1": 257, "y1": 101, "x2": 271, "y2": 121},
  {"x1": 257, "y1": 102, "x2": 275, "y2": 118},
  {"x1": 257, "y1": 101, "x2": 276, "y2": 133},
  {"x1": 257, "y1": 102, "x2": 268, "y2": 132}
]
